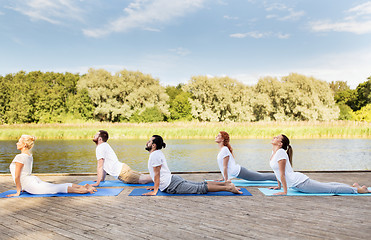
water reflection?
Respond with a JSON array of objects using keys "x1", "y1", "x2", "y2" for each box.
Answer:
[{"x1": 0, "y1": 139, "x2": 370, "y2": 173}]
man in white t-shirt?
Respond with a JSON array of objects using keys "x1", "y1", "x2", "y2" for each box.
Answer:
[
  {"x1": 143, "y1": 135, "x2": 242, "y2": 196},
  {"x1": 92, "y1": 130, "x2": 152, "y2": 187}
]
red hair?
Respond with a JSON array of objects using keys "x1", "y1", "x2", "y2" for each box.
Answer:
[{"x1": 220, "y1": 131, "x2": 233, "y2": 155}]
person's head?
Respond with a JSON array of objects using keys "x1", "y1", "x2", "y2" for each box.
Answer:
[
  {"x1": 17, "y1": 135, "x2": 36, "y2": 151},
  {"x1": 272, "y1": 134, "x2": 293, "y2": 166},
  {"x1": 145, "y1": 135, "x2": 166, "y2": 152},
  {"x1": 93, "y1": 130, "x2": 109, "y2": 144},
  {"x1": 215, "y1": 131, "x2": 233, "y2": 155}
]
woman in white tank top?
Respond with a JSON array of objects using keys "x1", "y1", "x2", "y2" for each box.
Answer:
[
  {"x1": 269, "y1": 134, "x2": 370, "y2": 195},
  {"x1": 7, "y1": 135, "x2": 97, "y2": 197}
]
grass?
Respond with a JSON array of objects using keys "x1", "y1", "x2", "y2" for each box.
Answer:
[{"x1": 0, "y1": 121, "x2": 369, "y2": 140}]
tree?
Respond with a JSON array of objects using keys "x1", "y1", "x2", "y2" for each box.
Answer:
[
  {"x1": 78, "y1": 68, "x2": 169, "y2": 122},
  {"x1": 329, "y1": 81, "x2": 350, "y2": 93},
  {"x1": 183, "y1": 76, "x2": 254, "y2": 121},
  {"x1": 165, "y1": 84, "x2": 192, "y2": 121},
  {"x1": 354, "y1": 78, "x2": 371, "y2": 111}
]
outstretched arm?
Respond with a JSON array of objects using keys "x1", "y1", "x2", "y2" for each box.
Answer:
[
  {"x1": 92, "y1": 159, "x2": 105, "y2": 187},
  {"x1": 7, "y1": 162, "x2": 23, "y2": 197},
  {"x1": 274, "y1": 159, "x2": 288, "y2": 195},
  {"x1": 222, "y1": 156, "x2": 230, "y2": 182},
  {"x1": 143, "y1": 166, "x2": 161, "y2": 196}
]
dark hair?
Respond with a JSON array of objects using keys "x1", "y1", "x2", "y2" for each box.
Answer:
[
  {"x1": 152, "y1": 135, "x2": 166, "y2": 150},
  {"x1": 219, "y1": 131, "x2": 233, "y2": 156},
  {"x1": 281, "y1": 134, "x2": 293, "y2": 166},
  {"x1": 99, "y1": 130, "x2": 109, "y2": 142}
]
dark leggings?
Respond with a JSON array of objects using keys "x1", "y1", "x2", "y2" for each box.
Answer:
[{"x1": 237, "y1": 167, "x2": 277, "y2": 181}]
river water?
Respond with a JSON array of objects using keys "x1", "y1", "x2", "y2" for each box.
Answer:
[{"x1": 0, "y1": 139, "x2": 370, "y2": 173}]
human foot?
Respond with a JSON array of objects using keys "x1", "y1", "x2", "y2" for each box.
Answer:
[
  {"x1": 353, "y1": 183, "x2": 360, "y2": 188},
  {"x1": 85, "y1": 184, "x2": 97, "y2": 194},
  {"x1": 357, "y1": 185, "x2": 370, "y2": 194},
  {"x1": 229, "y1": 183, "x2": 242, "y2": 194}
]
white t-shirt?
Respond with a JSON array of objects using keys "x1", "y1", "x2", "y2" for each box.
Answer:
[
  {"x1": 217, "y1": 146, "x2": 241, "y2": 179},
  {"x1": 96, "y1": 142, "x2": 123, "y2": 178},
  {"x1": 270, "y1": 149, "x2": 308, "y2": 187},
  {"x1": 147, "y1": 150, "x2": 172, "y2": 191},
  {"x1": 9, "y1": 153, "x2": 34, "y2": 190}
]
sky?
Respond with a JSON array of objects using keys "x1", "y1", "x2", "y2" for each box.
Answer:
[{"x1": 1, "y1": 0, "x2": 371, "y2": 89}]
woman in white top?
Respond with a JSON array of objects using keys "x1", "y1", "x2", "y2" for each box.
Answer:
[
  {"x1": 7, "y1": 135, "x2": 96, "y2": 197},
  {"x1": 269, "y1": 134, "x2": 370, "y2": 195},
  {"x1": 215, "y1": 131, "x2": 276, "y2": 182}
]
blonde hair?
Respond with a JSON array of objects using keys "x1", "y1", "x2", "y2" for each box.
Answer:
[{"x1": 20, "y1": 135, "x2": 36, "y2": 150}]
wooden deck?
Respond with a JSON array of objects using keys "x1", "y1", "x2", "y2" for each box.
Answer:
[{"x1": 0, "y1": 172, "x2": 370, "y2": 240}]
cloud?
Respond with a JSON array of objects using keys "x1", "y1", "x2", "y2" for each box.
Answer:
[
  {"x1": 223, "y1": 15, "x2": 238, "y2": 20},
  {"x1": 6, "y1": 0, "x2": 84, "y2": 24},
  {"x1": 83, "y1": 0, "x2": 206, "y2": 38},
  {"x1": 310, "y1": 2, "x2": 371, "y2": 34},
  {"x1": 230, "y1": 31, "x2": 290, "y2": 39},
  {"x1": 169, "y1": 47, "x2": 191, "y2": 56}
]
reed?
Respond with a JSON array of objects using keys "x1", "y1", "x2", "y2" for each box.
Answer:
[{"x1": 0, "y1": 121, "x2": 369, "y2": 139}]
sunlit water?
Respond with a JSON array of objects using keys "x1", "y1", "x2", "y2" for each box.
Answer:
[{"x1": 0, "y1": 139, "x2": 370, "y2": 173}]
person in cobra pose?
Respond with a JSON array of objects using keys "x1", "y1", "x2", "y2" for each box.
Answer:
[
  {"x1": 269, "y1": 134, "x2": 370, "y2": 195},
  {"x1": 143, "y1": 135, "x2": 242, "y2": 196},
  {"x1": 215, "y1": 131, "x2": 277, "y2": 182},
  {"x1": 7, "y1": 135, "x2": 96, "y2": 197},
  {"x1": 92, "y1": 130, "x2": 152, "y2": 186}
]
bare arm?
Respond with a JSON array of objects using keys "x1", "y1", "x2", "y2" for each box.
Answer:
[
  {"x1": 92, "y1": 159, "x2": 106, "y2": 187},
  {"x1": 143, "y1": 166, "x2": 161, "y2": 196},
  {"x1": 7, "y1": 162, "x2": 23, "y2": 197},
  {"x1": 222, "y1": 156, "x2": 229, "y2": 182},
  {"x1": 274, "y1": 159, "x2": 288, "y2": 195}
]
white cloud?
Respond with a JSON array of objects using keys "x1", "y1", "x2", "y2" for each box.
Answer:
[
  {"x1": 6, "y1": 0, "x2": 84, "y2": 24},
  {"x1": 0, "y1": 11, "x2": 4, "y2": 15},
  {"x1": 223, "y1": 15, "x2": 238, "y2": 20},
  {"x1": 83, "y1": 0, "x2": 206, "y2": 38},
  {"x1": 230, "y1": 31, "x2": 290, "y2": 39},
  {"x1": 310, "y1": 2, "x2": 371, "y2": 34},
  {"x1": 169, "y1": 47, "x2": 191, "y2": 56}
]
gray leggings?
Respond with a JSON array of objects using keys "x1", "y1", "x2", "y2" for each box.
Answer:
[
  {"x1": 292, "y1": 179, "x2": 357, "y2": 194},
  {"x1": 237, "y1": 167, "x2": 277, "y2": 181},
  {"x1": 164, "y1": 175, "x2": 208, "y2": 194}
]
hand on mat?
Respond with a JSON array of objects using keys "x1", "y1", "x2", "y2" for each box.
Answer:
[
  {"x1": 142, "y1": 191, "x2": 157, "y2": 196},
  {"x1": 269, "y1": 186, "x2": 281, "y2": 190},
  {"x1": 6, "y1": 192, "x2": 20, "y2": 198},
  {"x1": 91, "y1": 182, "x2": 100, "y2": 187},
  {"x1": 273, "y1": 192, "x2": 287, "y2": 196}
]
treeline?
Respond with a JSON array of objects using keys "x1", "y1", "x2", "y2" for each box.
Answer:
[
  {"x1": 329, "y1": 79, "x2": 371, "y2": 121},
  {"x1": 0, "y1": 69, "x2": 369, "y2": 124}
]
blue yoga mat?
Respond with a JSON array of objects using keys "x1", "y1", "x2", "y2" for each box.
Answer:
[
  {"x1": 206, "y1": 179, "x2": 278, "y2": 186},
  {"x1": 78, "y1": 180, "x2": 154, "y2": 187},
  {"x1": 258, "y1": 187, "x2": 371, "y2": 196},
  {"x1": 1, "y1": 188, "x2": 124, "y2": 198},
  {"x1": 129, "y1": 188, "x2": 252, "y2": 196}
]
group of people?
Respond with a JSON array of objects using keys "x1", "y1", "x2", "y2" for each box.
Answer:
[{"x1": 7, "y1": 130, "x2": 370, "y2": 197}]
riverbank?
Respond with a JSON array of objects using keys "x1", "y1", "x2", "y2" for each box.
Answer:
[
  {"x1": 1, "y1": 172, "x2": 370, "y2": 239},
  {"x1": 0, "y1": 121, "x2": 370, "y2": 139}
]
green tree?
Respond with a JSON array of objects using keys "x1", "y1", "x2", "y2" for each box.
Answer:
[
  {"x1": 78, "y1": 68, "x2": 169, "y2": 122},
  {"x1": 354, "y1": 78, "x2": 371, "y2": 111},
  {"x1": 183, "y1": 76, "x2": 254, "y2": 121},
  {"x1": 353, "y1": 104, "x2": 371, "y2": 121},
  {"x1": 329, "y1": 81, "x2": 350, "y2": 93},
  {"x1": 166, "y1": 84, "x2": 192, "y2": 121}
]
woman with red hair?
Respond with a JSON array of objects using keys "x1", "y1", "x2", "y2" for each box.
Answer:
[{"x1": 215, "y1": 131, "x2": 276, "y2": 182}]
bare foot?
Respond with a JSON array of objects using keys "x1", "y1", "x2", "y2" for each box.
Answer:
[
  {"x1": 353, "y1": 183, "x2": 360, "y2": 188},
  {"x1": 229, "y1": 183, "x2": 243, "y2": 194},
  {"x1": 357, "y1": 185, "x2": 370, "y2": 194},
  {"x1": 85, "y1": 184, "x2": 97, "y2": 194}
]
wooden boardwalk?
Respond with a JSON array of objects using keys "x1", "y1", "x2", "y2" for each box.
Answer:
[{"x1": 0, "y1": 172, "x2": 370, "y2": 240}]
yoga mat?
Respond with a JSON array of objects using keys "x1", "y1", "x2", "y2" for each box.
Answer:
[
  {"x1": 129, "y1": 188, "x2": 252, "y2": 196},
  {"x1": 206, "y1": 179, "x2": 278, "y2": 186},
  {"x1": 258, "y1": 187, "x2": 371, "y2": 196},
  {"x1": 1, "y1": 188, "x2": 124, "y2": 198},
  {"x1": 78, "y1": 180, "x2": 154, "y2": 187}
]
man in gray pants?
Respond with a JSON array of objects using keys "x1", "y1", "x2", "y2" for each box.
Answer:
[{"x1": 142, "y1": 135, "x2": 242, "y2": 196}]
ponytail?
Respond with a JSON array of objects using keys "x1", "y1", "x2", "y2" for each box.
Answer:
[
  {"x1": 281, "y1": 134, "x2": 293, "y2": 166},
  {"x1": 219, "y1": 131, "x2": 233, "y2": 156}
]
